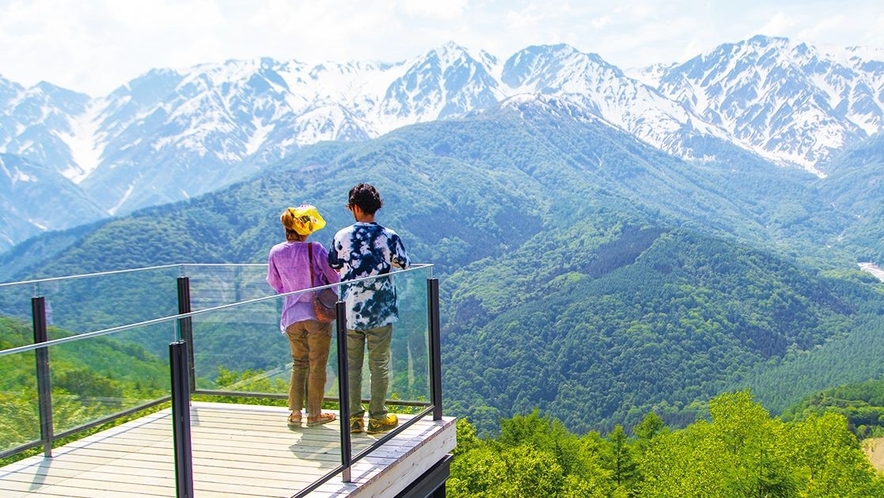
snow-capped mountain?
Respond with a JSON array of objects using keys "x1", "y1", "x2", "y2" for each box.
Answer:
[
  {"x1": 500, "y1": 44, "x2": 731, "y2": 158},
  {"x1": 2, "y1": 35, "x2": 884, "y2": 251},
  {"x1": 0, "y1": 153, "x2": 105, "y2": 249},
  {"x1": 0, "y1": 80, "x2": 93, "y2": 180},
  {"x1": 635, "y1": 35, "x2": 884, "y2": 175}
]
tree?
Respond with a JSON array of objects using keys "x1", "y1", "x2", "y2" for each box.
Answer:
[
  {"x1": 790, "y1": 411, "x2": 884, "y2": 497},
  {"x1": 602, "y1": 425, "x2": 638, "y2": 491}
]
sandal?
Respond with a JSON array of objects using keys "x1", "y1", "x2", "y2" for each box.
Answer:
[
  {"x1": 287, "y1": 412, "x2": 302, "y2": 427},
  {"x1": 306, "y1": 412, "x2": 337, "y2": 426}
]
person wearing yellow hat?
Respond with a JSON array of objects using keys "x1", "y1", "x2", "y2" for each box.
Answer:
[{"x1": 267, "y1": 204, "x2": 340, "y2": 428}]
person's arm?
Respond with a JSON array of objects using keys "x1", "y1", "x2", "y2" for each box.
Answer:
[
  {"x1": 390, "y1": 233, "x2": 410, "y2": 269},
  {"x1": 266, "y1": 253, "x2": 284, "y2": 293},
  {"x1": 327, "y1": 236, "x2": 344, "y2": 271},
  {"x1": 314, "y1": 242, "x2": 341, "y2": 285}
]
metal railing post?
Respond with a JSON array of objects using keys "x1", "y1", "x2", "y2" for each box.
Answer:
[
  {"x1": 427, "y1": 278, "x2": 443, "y2": 420},
  {"x1": 177, "y1": 277, "x2": 195, "y2": 392},
  {"x1": 170, "y1": 341, "x2": 194, "y2": 498},
  {"x1": 32, "y1": 296, "x2": 54, "y2": 457},
  {"x1": 334, "y1": 299, "x2": 352, "y2": 482}
]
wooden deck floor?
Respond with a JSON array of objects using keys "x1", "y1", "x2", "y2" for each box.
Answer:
[{"x1": 0, "y1": 402, "x2": 456, "y2": 497}]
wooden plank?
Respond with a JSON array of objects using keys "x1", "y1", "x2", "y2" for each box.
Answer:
[
  {"x1": 0, "y1": 402, "x2": 455, "y2": 497},
  {"x1": 313, "y1": 417, "x2": 456, "y2": 497}
]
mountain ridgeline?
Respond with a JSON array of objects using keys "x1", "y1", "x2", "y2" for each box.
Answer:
[
  {"x1": 2, "y1": 35, "x2": 884, "y2": 252},
  {"x1": 2, "y1": 99, "x2": 884, "y2": 436}
]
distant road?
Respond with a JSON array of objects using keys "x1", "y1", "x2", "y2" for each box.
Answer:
[{"x1": 859, "y1": 263, "x2": 884, "y2": 282}]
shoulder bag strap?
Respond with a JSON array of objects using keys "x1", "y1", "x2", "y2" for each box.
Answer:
[{"x1": 306, "y1": 242, "x2": 316, "y2": 287}]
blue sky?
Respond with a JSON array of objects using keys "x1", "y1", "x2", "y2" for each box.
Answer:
[{"x1": 1, "y1": 0, "x2": 882, "y2": 96}]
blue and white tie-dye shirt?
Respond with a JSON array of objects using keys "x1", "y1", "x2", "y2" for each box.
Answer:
[{"x1": 328, "y1": 222, "x2": 410, "y2": 330}]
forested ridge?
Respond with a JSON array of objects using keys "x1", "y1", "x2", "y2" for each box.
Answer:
[
  {"x1": 449, "y1": 391, "x2": 884, "y2": 497},
  {"x1": 1, "y1": 105, "x2": 884, "y2": 449},
  {"x1": 443, "y1": 224, "x2": 884, "y2": 433},
  {"x1": 784, "y1": 376, "x2": 884, "y2": 439}
]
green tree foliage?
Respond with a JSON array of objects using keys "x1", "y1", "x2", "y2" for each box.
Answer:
[
  {"x1": 790, "y1": 412, "x2": 884, "y2": 497},
  {"x1": 782, "y1": 375, "x2": 884, "y2": 439},
  {"x1": 451, "y1": 392, "x2": 884, "y2": 497},
  {"x1": 450, "y1": 412, "x2": 614, "y2": 497},
  {"x1": 604, "y1": 425, "x2": 639, "y2": 490}
]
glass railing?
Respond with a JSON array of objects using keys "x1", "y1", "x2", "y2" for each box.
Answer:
[
  {"x1": 0, "y1": 263, "x2": 441, "y2": 496},
  {"x1": 0, "y1": 265, "x2": 183, "y2": 346},
  {"x1": 180, "y1": 263, "x2": 273, "y2": 310},
  {"x1": 192, "y1": 265, "x2": 435, "y2": 404},
  {"x1": 0, "y1": 281, "x2": 37, "y2": 334},
  {"x1": 0, "y1": 320, "x2": 40, "y2": 453},
  {"x1": 0, "y1": 312, "x2": 177, "y2": 459}
]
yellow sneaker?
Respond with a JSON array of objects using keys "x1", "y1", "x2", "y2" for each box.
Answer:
[
  {"x1": 350, "y1": 415, "x2": 365, "y2": 434},
  {"x1": 367, "y1": 413, "x2": 398, "y2": 434}
]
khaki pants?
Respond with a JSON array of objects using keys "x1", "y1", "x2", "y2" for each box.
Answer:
[
  {"x1": 285, "y1": 320, "x2": 333, "y2": 417},
  {"x1": 347, "y1": 324, "x2": 393, "y2": 418}
]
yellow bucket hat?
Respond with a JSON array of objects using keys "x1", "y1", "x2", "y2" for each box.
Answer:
[{"x1": 282, "y1": 205, "x2": 326, "y2": 235}]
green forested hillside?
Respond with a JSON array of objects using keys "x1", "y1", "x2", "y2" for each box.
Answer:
[
  {"x1": 0, "y1": 316, "x2": 169, "y2": 450},
  {"x1": 450, "y1": 391, "x2": 884, "y2": 497},
  {"x1": 443, "y1": 226, "x2": 884, "y2": 434},
  {"x1": 782, "y1": 374, "x2": 884, "y2": 439},
  {"x1": 818, "y1": 134, "x2": 884, "y2": 263},
  {"x1": 1, "y1": 103, "x2": 883, "y2": 438}
]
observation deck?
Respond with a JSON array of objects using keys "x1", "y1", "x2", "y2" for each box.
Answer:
[{"x1": 0, "y1": 264, "x2": 453, "y2": 497}]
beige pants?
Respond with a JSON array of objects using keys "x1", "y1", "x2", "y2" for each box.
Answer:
[{"x1": 285, "y1": 320, "x2": 333, "y2": 417}]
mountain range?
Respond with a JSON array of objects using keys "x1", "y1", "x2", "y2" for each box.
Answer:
[
  {"x1": 2, "y1": 35, "x2": 883, "y2": 253},
  {"x1": 1, "y1": 93, "x2": 883, "y2": 435}
]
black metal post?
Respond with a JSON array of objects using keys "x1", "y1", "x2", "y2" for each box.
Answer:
[
  {"x1": 334, "y1": 300, "x2": 352, "y2": 482},
  {"x1": 170, "y1": 341, "x2": 194, "y2": 498},
  {"x1": 32, "y1": 296, "x2": 53, "y2": 457},
  {"x1": 177, "y1": 277, "x2": 195, "y2": 393},
  {"x1": 427, "y1": 278, "x2": 443, "y2": 421}
]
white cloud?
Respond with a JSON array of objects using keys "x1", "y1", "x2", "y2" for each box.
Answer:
[
  {"x1": 0, "y1": 0, "x2": 881, "y2": 96},
  {"x1": 757, "y1": 12, "x2": 797, "y2": 38},
  {"x1": 591, "y1": 16, "x2": 612, "y2": 29},
  {"x1": 504, "y1": 4, "x2": 546, "y2": 29},
  {"x1": 394, "y1": 0, "x2": 468, "y2": 20}
]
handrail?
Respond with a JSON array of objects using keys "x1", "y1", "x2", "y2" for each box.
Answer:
[
  {"x1": 0, "y1": 263, "x2": 183, "y2": 288},
  {"x1": 0, "y1": 263, "x2": 433, "y2": 356},
  {"x1": 0, "y1": 262, "x2": 430, "y2": 288},
  {"x1": 0, "y1": 262, "x2": 270, "y2": 288}
]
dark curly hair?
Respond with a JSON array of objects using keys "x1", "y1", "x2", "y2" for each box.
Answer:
[{"x1": 348, "y1": 183, "x2": 383, "y2": 215}]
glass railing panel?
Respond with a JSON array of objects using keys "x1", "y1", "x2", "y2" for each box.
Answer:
[
  {"x1": 0, "y1": 263, "x2": 438, "y2": 494},
  {"x1": 190, "y1": 291, "x2": 294, "y2": 389},
  {"x1": 0, "y1": 282, "x2": 38, "y2": 344},
  {"x1": 0, "y1": 318, "x2": 41, "y2": 456},
  {"x1": 350, "y1": 265, "x2": 434, "y2": 417},
  {"x1": 29, "y1": 266, "x2": 181, "y2": 339},
  {"x1": 47, "y1": 318, "x2": 176, "y2": 436},
  {"x1": 182, "y1": 264, "x2": 274, "y2": 311},
  {"x1": 187, "y1": 289, "x2": 345, "y2": 497},
  {"x1": 0, "y1": 313, "x2": 176, "y2": 459}
]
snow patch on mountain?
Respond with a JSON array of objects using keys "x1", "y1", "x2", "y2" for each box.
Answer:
[
  {"x1": 650, "y1": 35, "x2": 884, "y2": 176},
  {"x1": 59, "y1": 99, "x2": 106, "y2": 183},
  {"x1": 109, "y1": 182, "x2": 136, "y2": 216},
  {"x1": 246, "y1": 117, "x2": 274, "y2": 156}
]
